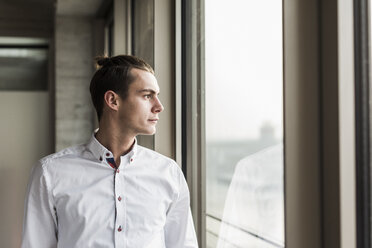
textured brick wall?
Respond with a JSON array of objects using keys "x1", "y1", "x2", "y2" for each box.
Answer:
[{"x1": 55, "y1": 16, "x2": 95, "y2": 151}]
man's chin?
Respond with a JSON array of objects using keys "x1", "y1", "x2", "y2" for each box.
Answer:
[{"x1": 139, "y1": 128, "x2": 156, "y2": 136}]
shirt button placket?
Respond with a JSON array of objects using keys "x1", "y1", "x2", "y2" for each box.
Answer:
[{"x1": 114, "y1": 165, "x2": 125, "y2": 247}]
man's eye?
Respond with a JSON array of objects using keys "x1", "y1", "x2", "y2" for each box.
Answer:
[{"x1": 145, "y1": 95, "x2": 152, "y2": 99}]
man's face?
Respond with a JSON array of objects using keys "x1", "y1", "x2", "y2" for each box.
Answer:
[{"x1": 117, "y1": 68, "x2": 164, "y2": 136}]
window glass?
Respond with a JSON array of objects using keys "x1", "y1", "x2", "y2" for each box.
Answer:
[{"x1": 204, "y1": 0, "x2": 284, "y2": 247}]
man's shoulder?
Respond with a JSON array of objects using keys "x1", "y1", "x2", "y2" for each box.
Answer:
[
  {"x1": 136, "y1": 145, "x2": 184, "y2": 187},
  {"x1": 38, "y1": 143, "x2": 87, "y2": 168},
  {"x1": 137, "y1": 145, "x2": 179, "y2": 169}
]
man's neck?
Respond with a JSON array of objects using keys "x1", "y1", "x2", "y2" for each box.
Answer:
[{"x1": 95, "y1": 123, "x2": 136, "y2": 166}]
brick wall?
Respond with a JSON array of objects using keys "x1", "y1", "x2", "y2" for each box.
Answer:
[{"x1": 55, "y1": 16, "x2": 95, "y2": 151}]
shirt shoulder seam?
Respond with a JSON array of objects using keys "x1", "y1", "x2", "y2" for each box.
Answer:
[{"x1": 39, "y1": 158, "x2": 56, "y2": 207}]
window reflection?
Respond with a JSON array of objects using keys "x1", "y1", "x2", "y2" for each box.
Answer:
[{"x1": 217, "y1": 144, "x2": 284, "y2": 247}]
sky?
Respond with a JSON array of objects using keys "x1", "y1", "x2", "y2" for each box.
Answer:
[{"x1": 205, "y1": 0, "x2": 283, "y2": 141}]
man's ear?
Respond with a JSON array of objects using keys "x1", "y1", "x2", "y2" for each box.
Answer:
[{"x1": 103, "y1": 91, "x2": 120, "y2": 111}]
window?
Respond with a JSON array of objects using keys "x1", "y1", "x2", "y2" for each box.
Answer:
[
  {"x1": 202, "y1": 0, "x2": 284, "y2": 247},
  {"x1": 183, "y1": 0, "x2": 285, "y2": 246}
]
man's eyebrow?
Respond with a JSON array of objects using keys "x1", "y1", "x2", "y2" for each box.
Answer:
[{"x1": 137, "y1": 89, "x2": 160, "y2": 94}]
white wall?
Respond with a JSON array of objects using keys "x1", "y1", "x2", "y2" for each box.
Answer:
[{"x1": 0, "y1": 91, "x2": 51, "y2": 248}]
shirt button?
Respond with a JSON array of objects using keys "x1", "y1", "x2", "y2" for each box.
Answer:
[
  {"x1": 118, "y1": 196, "x2": 122, "y2": 201},
  {"x1": 130, "y1": 158, "x2": 133, "y2": 162},
  {"x1": 118, "y1": 226, "x2": 122, "y2": 232},
  {"x1": 106, "y1": 152, "x2": 110, "y2": 156},
  {"x1": 116, "y1": 169, "x2": 120, "y2": 173}
]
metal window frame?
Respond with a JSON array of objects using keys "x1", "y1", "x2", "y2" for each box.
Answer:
[
  {"x1": 284, "y1": 1, "x2": 322, "y2": 247},
  {"x1": 283, "y1": 0, "x2": 360, "y2": 247},
  {"x1": 181, "y1": 0, "x2": 206, "y2": 246},
  {"x1": 354, "y1": 0, "x2": 371, "y2": 247}
]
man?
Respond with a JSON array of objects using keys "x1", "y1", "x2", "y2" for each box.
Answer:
[{"x1": 22, "y1": 55, "x2": 198, "y2": 248}]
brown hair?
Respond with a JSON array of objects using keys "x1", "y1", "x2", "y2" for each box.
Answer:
[{"x1": 89, "y1": 55, "x2": 154, "y2": 121}]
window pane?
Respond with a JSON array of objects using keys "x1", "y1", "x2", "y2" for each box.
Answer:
[{"x1": 205, "y1": 0, "x2": 284, "y2": 247}]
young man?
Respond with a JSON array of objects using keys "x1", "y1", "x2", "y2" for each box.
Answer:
[{"x1": 22, "y1": 55, "x2": 198, "y2": 248}]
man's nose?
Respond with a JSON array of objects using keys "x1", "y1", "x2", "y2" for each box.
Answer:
[{"x1": 153, "y1": 97, "x2": 164, "y2": 113}]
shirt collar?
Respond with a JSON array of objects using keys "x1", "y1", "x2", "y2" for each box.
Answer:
[{"x1": 87, "y1": 131, "x2": 138, "y2": 165}]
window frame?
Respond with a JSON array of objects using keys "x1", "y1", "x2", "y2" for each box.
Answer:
[
  {"x1": 181, "y1": 0, "x2": 206, "y2": 246},
  {"x1": 354, "y1": 0, "x2": 371, "y2": 247}
]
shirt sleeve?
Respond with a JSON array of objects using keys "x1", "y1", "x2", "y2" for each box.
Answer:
[
  {"x1": 21, "y1": 161, "x2": 58, "y2": 248},
  {"x1": 164, "y1": 162, "x2": 199, "y2": 248}
]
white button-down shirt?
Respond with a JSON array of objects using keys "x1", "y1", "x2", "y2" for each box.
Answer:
[{"x1": 21, "y1": 134, "x2": 198, "y2": 248}]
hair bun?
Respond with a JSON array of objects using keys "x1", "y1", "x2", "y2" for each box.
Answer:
[{"x1": 95, "y1": 56, "x2": 112, "y2": 68}]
